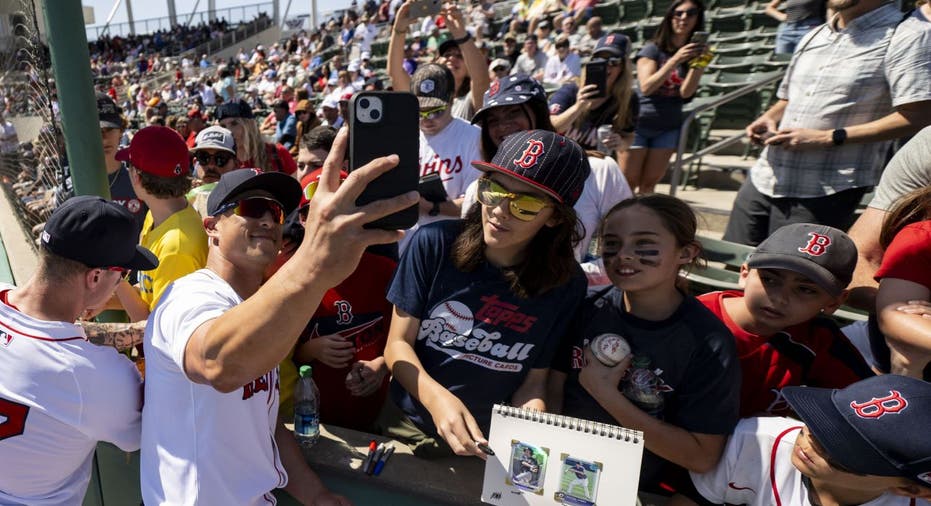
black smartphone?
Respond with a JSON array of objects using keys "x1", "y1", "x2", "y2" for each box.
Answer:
[
  {"x1": 690, "y1": 31, "x2": 709, "y2": 45},
  {"x1": 409, "y1": 0, "x2": 442, "y2": 19},
  {"x1": 418, "y1": 172, "x2": 448, "y2": 203},
  {"x1": 583, "y1": 60, "x2": 608, "y2": 98},
  {"x1": 349, "y1": 91, "x2": 420, "y2": 230}
]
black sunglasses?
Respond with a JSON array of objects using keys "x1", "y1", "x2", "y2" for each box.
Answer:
[
  {"x1": 673, "y1": 7, "x2": 700, "y2": 17},
  {"x1": 195, "y1": 152, "x2": 234, "y2": 166}
]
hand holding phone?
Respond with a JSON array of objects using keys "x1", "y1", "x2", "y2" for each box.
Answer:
[{"x1": 583, "y1": 60, "x2": 608, "y2": 99}]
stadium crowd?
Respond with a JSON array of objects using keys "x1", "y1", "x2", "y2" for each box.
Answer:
[{"x1": 2, "y1": 0, "x2": 931, "y2": 504}]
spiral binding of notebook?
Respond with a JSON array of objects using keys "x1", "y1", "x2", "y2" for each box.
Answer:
[
  {"x1": 482, "y1": 404, "x2": 644, "y2": 506},
  {"x1": 493, "y1": 405, "x2": 641, "y2": 444}
]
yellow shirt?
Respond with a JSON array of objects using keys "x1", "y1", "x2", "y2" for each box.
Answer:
[{"x1": 138, "y1": 206, "x2": 208, "y2": 311}]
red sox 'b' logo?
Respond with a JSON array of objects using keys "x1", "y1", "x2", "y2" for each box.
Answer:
[
  {"x1": 514, "y1": 140, "x2": 544, "y2": 169},
  {"x1": 334, "y1": 300, "x2": 353, "y2": 325},
  {"x1": 798, "y1": 232, "x2": 831, "y2": 256},
  {"x1": 850, "y1": 390, "x2": 908, "y2": 419}
]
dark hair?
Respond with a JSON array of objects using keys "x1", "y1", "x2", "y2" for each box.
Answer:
[
  {"x1": 599, "y1": 194, "x2": 705, "y2": 277},
  {"x1": 38, "y1": 248, "x2": 89, "y2": 283},
  {"x1": 479, "y1": 101, "x2": 554, "y2": 161},
  {"x1": 302, "y1": 125, "x2": 337, "y2": 151},
  {"x1": 880, "y1": 187, "x2": 931, "y2": 249},
  {"x1": 135, "y1": 169, "x2": 193, "y2": 199},
  {"x1": 452, "y1": 182, "x2": 582, "y2": 298},
  {"x1": 653, "y1": 0, "x2": 706, "y2": 54}
]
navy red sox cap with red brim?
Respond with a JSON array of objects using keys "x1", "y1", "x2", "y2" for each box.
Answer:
[
  {"x1": 746, "y1": 223, "x2": 857, "y2": 297},
  {"x1": 41, "y1": 195, "x2": 158, "y2": 270},
  {"x1": 593, "y1": 32, "x2": 631, "y2": 58},
  {"x1": 784, "y1": 375, "x2": 931, "y2": 486},
  {"x1": 472, "y1": 129, "x2": 590, "y2": 206},
  {"x1": 207, "y1": 168, "x2": 302, "y2": 216}
]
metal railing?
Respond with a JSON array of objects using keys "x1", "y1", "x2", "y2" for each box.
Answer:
[
  {"x1": 86, "y1": 2, "x2": 275, "y2": 41},
  {"x1": 667, "y1": 72, "x2": 783, "y2": 196}
]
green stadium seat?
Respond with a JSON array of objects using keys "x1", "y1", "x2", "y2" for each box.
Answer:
[
  {"x1": 714, "y1": 41, "x2": 772, "y2": 56},
  {"x1": 707, "y1": 12, "x2": 747, "y2": 33},
  {"x1": 748, "y1": 10, "x2": 781, "y2": 29},
  {"x1": 710, "y1": 0, "x2": 748, "y2": 8},
  {"x1": 650, "y1": 0, "x2": 676, "y2": 16},
  {"x1": 594, "y1": 1, "x2": 622, "y2": 25},
  {"x1": 619, "y1": 0, "x2": 650, "y2": 23},
  {"x1": 708, "y1": 53, "x2": 772, "y2": 73}
]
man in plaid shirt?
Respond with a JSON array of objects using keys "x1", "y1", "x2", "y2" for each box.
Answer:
[{"x1": 723, "y1": 0, "x2": 931, "y2": 246}]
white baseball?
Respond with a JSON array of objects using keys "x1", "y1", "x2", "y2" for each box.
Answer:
[
  {"x1": 590, "y1": 333, "x2": 631, "y2": 366},
  {"x1": 429, "y1": 300, "x2": 474, "y2": 336}
]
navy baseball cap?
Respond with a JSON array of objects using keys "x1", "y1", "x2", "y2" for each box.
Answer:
[
  {"x1": 471, "y1": 74, "x2": 547, "y2": 125},
  {"x1": 207, "y1": 168, "x2": 302, "y2": 216},
  {"x1": 96, "y1": 92, "x2": 123, "y2": 129},
  {"x1": 472, "y1": 130, "x2": 591, "y2": 206},
  {"x1": 593, "y1": 32, "x2": 631, "y2": 58},
  {"x1": 784, "y1": 375, "x2": 931, "y2": 486},
  {"x1": 41, "y1": 196, "x2": 158, "y2": 270},
  {"x1": 215, "y1": 99, "x2": 255, "y2": 121},
  {"x1": 747, "y1": 223, "x2": 857, "y2": 297}
]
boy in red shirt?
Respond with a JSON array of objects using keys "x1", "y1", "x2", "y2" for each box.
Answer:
[{"x1": 697, "y1": 224, "x2": 873, "y2": 417}]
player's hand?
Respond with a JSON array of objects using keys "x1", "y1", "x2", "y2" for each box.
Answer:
[
  {"x1": 306, "y1": 334, "x2": 356, "y2": 369},
  {"x1": 578, "y1": 348, "x2": 631, "y2": 399},
  {"x1": 746, "y1": 115, "x2": 778, "y2": 145},
  {"x1": 298, "y1": 128, "x2": 419, "y2": 290},
  {"x1": 345, "y1": 358, "x2": 388, "y2": 397},
  {"x1": 895, "y1": 300, "x2": 931, "y2": 318},
  {"x1": 426, "y1": 389, "x2": 488, "y2": 458},
  {"x1": 766, "y1": 128, "x2": 831, "y2": 150}
]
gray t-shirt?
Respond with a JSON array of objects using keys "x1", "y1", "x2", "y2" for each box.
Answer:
[{"x1": 869, "y1": 125, "x2": 931, "y2": 211}]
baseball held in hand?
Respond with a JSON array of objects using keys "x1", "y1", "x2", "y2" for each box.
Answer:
[{"x1": 590, "y1": 333, "x2": 631, "y2": 367}]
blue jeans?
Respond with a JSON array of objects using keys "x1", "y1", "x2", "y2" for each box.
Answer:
[
  {"x1": 775, "y1": 18, "x2": 822, "y2": 54},
  {"x1": 631, "y1": 126, "x2": 681, "y2": 149}
]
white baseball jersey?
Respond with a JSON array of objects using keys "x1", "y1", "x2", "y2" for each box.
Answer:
[
  {"x1": 141, "y1": 270, "x2": 285, "y2": 506},
  {"x1": 400, "y1": 117, "x2": 482, "y2": 252},
  {"x1": 0, "y1": 284, "x2": 142, "y2": 505},
  {"x1": 691, "y1": 417, "x2": 928, "y2": 506}
]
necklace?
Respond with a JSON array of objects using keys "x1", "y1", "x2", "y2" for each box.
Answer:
[{"x1": 108, "y1": 165, "x2": 121, "y2": 189}]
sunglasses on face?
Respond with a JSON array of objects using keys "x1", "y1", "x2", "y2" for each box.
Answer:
[
  {"x1": 213, "y1": 197, "x2": 285, "y2": 224},
  {"x1": 419, "y1": 106, "x2": 448, "y2": 120},
  {"x1": 476, "y1": 177, "x2": 550, "y2": 221},
  {"x1": 194, "y1": 151, "x2": 234, "y2": 166},
  {"x1": 673, "y1": 7, "x2": 699, "y2": 18}
]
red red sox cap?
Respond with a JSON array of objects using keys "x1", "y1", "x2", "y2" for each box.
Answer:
[
  {"x1": 472, "y1": 130, "x2": 590, "y2": 206},
  {"x1": 115, "y1": 126, "x2": 190, "y2": 178}
]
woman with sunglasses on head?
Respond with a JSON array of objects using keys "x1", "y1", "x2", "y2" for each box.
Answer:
[
  {"x1": 549, "y1": 32, "x2": 639, "y2": 164},
  {"x1": 215, "y1": 99, "x2": 298, "y2": 176},
  {"x1": 381, "y1": 130, "x2": 589, "y2": 458},
  {"x1": 389, "y1": 1, "x2": 490, "y2": 121},
  {"x1": 619, "y1": 0, "x2": 707, "y2": 194}
]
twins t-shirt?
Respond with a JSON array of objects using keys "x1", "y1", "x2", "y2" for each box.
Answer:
[{"x1": 388, "y1": 221, "x2": 586, "y2": 435}]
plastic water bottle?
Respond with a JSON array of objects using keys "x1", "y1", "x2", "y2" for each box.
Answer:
[
  {"x1": 622, "y1": 356, "x2": 664, "y2": 417},
  {"x1": 293, "y1": 365, "x2": 320, "y2": 447}
]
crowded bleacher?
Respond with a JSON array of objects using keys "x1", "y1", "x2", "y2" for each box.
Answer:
[{"x1": 1, "y1": 0, "x2": 931, "y2": 503}]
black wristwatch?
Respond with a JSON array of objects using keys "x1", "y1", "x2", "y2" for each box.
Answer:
[
  {"x1": 832, "y1": 128, "x2": 847, "y2": 146},
  {"x1": 428, "y1": 201, "x2": 441, "y2": 216},
  {"x1": 452, "y1": 33, "x2": 472, "y2": 45}
]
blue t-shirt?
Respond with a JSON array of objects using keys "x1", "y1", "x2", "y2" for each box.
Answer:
[
  {"x1": 387, "y1": 220, "x2": 587, "y2": 436},
  {"x1": 548, "y1": 82, "x2": 640, "y2": 150},
  {"x1": 553, "y1": 287, "x2": 740, "y2": 489},
  {"x1": 634, "y1": 42, "x2": 690, "y2": 132}
]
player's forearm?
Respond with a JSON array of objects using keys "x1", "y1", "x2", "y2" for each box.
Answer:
[
  {"x1": 274, "y1": 422, "x2": 330, "y2": 503},
  {"x1": 82, "y1": 320, "x2": 146, "y2": 351},
  {"x1": 588, "y1": 387, "x2": 725, "y2": 473}
]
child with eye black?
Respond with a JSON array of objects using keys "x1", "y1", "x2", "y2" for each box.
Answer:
[
  {"x1": 548, "y1": 194, "x2": 741, "y2": 499},
  {"x1": 696, "y1": 224, "x2": 874, "y2": 418}
]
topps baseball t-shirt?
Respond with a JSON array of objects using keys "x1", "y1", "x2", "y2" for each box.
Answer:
[
  {"x1": 142, "y1": 270, "x2": 286, "y2": 506},
  {"x1": 388, "y1": 221, "x2": 587, "y2": 435},
  {"x1": 0, "y1": 285, "x2": 142, "y2": 505},
  {"x1": 553, "y1": 287, "x2": 740, "y2": 488}
]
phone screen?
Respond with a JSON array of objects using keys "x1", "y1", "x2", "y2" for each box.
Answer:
[
  {"x1": 690, "y1": 31, "x2": 709, "y2": 45},
  {"x1": 583, "y1": 61, "x2": 608, "y2": 98}
]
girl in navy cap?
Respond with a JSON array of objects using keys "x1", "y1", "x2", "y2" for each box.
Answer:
[{"x1": 381, "y1": 130, "x2": 589, "y2": 458}]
